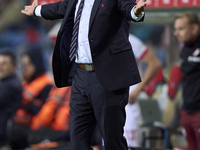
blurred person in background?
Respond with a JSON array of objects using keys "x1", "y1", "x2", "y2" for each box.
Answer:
[
  {"x1": 27, "y1": 55, "x2": 71, "y2": 148},
  {"x1": 9, "y1": 47, "x2": 52, "y2": 149},
  {"x1": 124, "y1": 34, "x2": 162, "y2": 147},
  {"x1": 28, "y1": 82, "x2": 72, "y2": 149},
  {"x1": 29, "y1": 85, "x2": 71, "y2": 139},
  {"x1": 0, "y1": 51, "x2": 22, "y2": 148},
  {"x1": 174, "y1": 11, "x2": 200, "y2": 150}
]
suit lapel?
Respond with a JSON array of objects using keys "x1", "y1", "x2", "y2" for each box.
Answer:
[
  {"x1": 60, "y1": 0, "x2": 78, "y2": 30},
  {"x1": 66, "y1": 0, "x2": 78, "y2": 16},
  {"x1": 89, "y1": 0, "x2": 102, "y2": 30}
]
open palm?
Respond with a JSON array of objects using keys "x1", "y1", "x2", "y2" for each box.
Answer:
[{"x1": 21, "y1": 0, "x2": 38, "y2": 16}]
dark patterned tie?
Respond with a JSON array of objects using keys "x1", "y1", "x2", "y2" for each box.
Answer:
[{"x1": 69, "y1": 0, "x2": 85, "y2": 61}]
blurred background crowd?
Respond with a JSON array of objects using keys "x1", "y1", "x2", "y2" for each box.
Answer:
[{"x1": 0, "y1": 0, "x2": 200, "y2": 150}]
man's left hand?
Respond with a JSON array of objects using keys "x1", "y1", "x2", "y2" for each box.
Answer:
[{"x1": 134, "y1": 0, "x2": 147, "y2": 17}]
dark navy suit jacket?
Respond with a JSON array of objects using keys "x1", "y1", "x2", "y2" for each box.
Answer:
[{"x1": 41, "y1": 0, "x2": 143, "y2": 91}]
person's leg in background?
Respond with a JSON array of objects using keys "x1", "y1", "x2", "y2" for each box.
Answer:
[
  {"x1": 180, "y1": 112, "x2": 198, "y2": 150},
  {"x1": 191, "y1": 112, "x2": 200, "y2": 150},
  {"x1": 124, "y1": 103, "x2": 142, "y2": 147}
]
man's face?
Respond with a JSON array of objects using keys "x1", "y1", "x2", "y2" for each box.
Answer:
[
  {"x1": 22, "y1": 55, "x2": 35, "y2": 80},
  {"x1": 174, "y1": 17, "x2": 195, "y2": 43},
  {"x1": 0, "y1": 55, "x2": 15, "y2": 79}
]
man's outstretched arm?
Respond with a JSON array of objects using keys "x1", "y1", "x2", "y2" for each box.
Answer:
[{"x1": 21, "y1": 0, "x2": 68, "y2": 20}]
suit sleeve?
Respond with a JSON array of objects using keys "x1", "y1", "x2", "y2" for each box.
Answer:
[
  {"x1": 117, "y1": 0, "x2": 144, "y2": 22},
  {"x1": 41, "y1": 0, "x2": 69, "y2": 20}
]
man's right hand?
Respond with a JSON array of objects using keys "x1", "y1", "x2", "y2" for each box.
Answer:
[{"x1": 21, "y1": 0, "x2": 38, "y2": 16}]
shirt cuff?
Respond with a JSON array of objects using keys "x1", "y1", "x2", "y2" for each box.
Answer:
[
  {"x1": 131, "y1": 5, "x2": 144, "y2": 21},
  {"x1": 34, "y1": 5, "x2": 42, "y2": 17}
]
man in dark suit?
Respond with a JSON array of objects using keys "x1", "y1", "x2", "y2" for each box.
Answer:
[{"x1": 21, "y1": 0, "x2": 146, "y2": 149}]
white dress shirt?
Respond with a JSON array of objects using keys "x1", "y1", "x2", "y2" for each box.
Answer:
[{"x1": 35, "y1": 1, "x2": 144, "y2": 64}]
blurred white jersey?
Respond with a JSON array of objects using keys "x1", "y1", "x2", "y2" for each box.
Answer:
[{"x1": 124, "y1": 34, "x2": 148, "y2": 147}]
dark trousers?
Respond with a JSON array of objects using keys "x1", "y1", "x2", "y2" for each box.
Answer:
[
  {"x1": 70, "y1": 67, "x2": 129, "y2": 150},
  {"x1": 180, "y1": 111, "x2": 200, "y2": 150}
]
